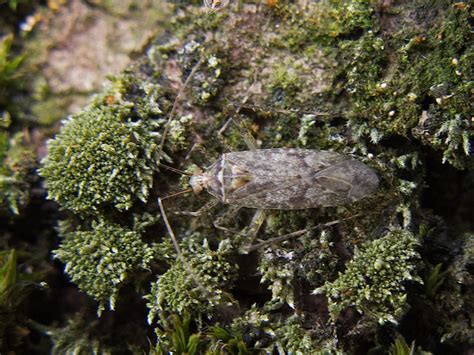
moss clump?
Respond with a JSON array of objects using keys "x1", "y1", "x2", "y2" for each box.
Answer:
[
  {"x1": 46, "y1": 318, "x2": 111, "y2": 355},
  {"x1": 258, "y1": 247, "x2": 295, "y2": 307},
  {"x1": 298, "y1": 229, "x2": 339, "y2": 286},
  {"x1": 0, "y1": 130, "x2": 35, "y2": 214},
  {"x1": 230, "y1": 308, "x2": 337, "y2": 353},
  {"x1": 28, "y1": 0, "x2": 473, "y2": 352},
  {"x1": 435, "y1": 234, "x2": 474, "y2": 345},
  {"x1": 39, "y1": 101, "x2": 162, "y2": 214},
  {"x1": 315, "y1": 230, "x2": 421, "y2": 324},
  {"x1": 152, "y1": 314, "x2": 202, "y2": 355},
  {"x1": 145, "y1": 238, "x2": 237, "y2": 323},
  {"x1": 0, "y1": 248, "x2": 47, "y2": 352},
  {"x1": 340, "y1": 3, "x2": 473, "y2": 169},
  {"x1": 54, "y1": 216, "x2": 156, "y2": 314},
  {"x1": 270, "y1": 316, "x2": 320, "y2": 354},
  {"x1": 0, "y1": 34, "x2": 25, "y2": 112}
]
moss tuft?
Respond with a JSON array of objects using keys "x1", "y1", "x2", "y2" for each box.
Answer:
[
  {"x1": 0, "y1": 130, "x2": 35, "y2": 214},
  {"x1": 145, "y1": 238, "x2": 237, "y2": 323},
  {"x1": 339, "y1": 3, "x2": 473, "y2": 168},
  {"x1": 270, "y1": 316, "x2": 320, "y2": 354},
  {"x1": 258, "y1": 247, "x2": 295, "y2": 307},
  {"x1": 54, "y1": 216, "x2": 156, "y2": 314},
  {"x1": 315, "y1": 230, "x2": 421, "y2": 324},
  {"x1": 39, "y1": 101, "x2": 162, "y2": 214}
]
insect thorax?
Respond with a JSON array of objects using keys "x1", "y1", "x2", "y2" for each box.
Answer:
[{"x1": 191, "y1": 154, "x2": 253, "y2": 203}]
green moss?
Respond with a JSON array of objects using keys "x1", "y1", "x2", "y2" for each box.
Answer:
[
  {"x1": 0, "y1": 34, "x2": 25, "y2": 108},
  {"x1": 145, "y1": 238, "x2": 237, "y2": 323},
  {"x1": 39, "y1": 99, "x2": 162, "y2": 214},
  {"x1": 151, "y1": 314, "x2": 201, "y2": 355},
  {"x1": 46, "y1": 318, "x2": 112, "y2": 355},
  {"x1": 269, "y1": 61, "x2": 302, "y2": 104},
  {"x1": 206, "y1": 324, "x2": 250, "y2": 354},
  {"x1": 0, "y1": 249, "x2": 45, "y2": 352},
  {"x1": 298, "y1": 230, "x2": 339, "y2": 286},
  {"x1": 315, "y1": 230, "x2": 421, "y2": 324},
  {"x1": 274, "y1": 0, "x2": 375, "y2": 49},
  {"x1": 258, "y1": 247, "x2": 295, "y2": 307},
  {"x1": 195, "y1": 54, "x2": 226, "y2": 104},
  {"x1": 423, "y1": 262, "x2": 447, "y2": 299},
  {"x1": 230, "y1": 308, "x2": 339, "y2": 353},
  {"x1": 0, "y1": 130, "x2": 35, "y2": 214},
  {"x1": 435, "y1": 233, "x2": 474, "y2": 345},
  {"x1": 32, "y1": 0, "x2": 472, "y2": 352},
  {"x1": 54, "y1": 215, "x2": 156, "y2": 314},
  {"x1": 270, "y1": 316, "x2": 320, "y2": 354},
  {"x1": 339, "y1": 3, "x2": 473, "y2": 168},
  {"x1": 0, "y1": 34, "x2": 35, "y2": 215}
]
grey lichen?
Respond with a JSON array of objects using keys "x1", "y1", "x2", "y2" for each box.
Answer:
[
  {"x1": 54, "y1": 215, "x2": 156, "y2": 314},
  {"x1": 315, "y1": 230, "x2": 422, "y2": 324},
  {"x1": 145, "y1": 238, "x2": 237, "y2": 324}
]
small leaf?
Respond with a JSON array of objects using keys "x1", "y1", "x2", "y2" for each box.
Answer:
[{"x1": 0, "y1": 249, "x2": 17, "y2": 302}]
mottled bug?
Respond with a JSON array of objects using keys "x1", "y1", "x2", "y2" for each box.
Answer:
[
  {"x1": 189, "y1": 148, "x2": 379, "y2": 210},
  {"x1": 203, "y1": 0, "x2": 230, "y2": 10},
  {"x1": 158, "y1": 147, "x2": 379, "y2": 255}
]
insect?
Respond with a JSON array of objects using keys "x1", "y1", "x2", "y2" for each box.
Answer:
[
  {"x1": 188, "y1": 148, "x2": 379, "y2": 210},
  {"x1": 203, "y1": 0, "x2": 230, "y2": 10}
]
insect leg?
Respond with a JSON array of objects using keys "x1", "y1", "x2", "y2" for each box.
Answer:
[
  {"x1": 243, "y1": 219, "x2": 342, "y2": 252},
  {"x1": 157, "y1": 57, "x2": 204, "y2": 162},
  {"x1": 240, "y1": 209, "x2": 266, "y2": 251},
  {"x1": 217, "y1": 117, "x2": 239, "y2": 152},
  {"x1": 174, "y1": 198, "x2": 219, "y2": 216},
  {"x1": 214, "y1": 209, "x2": 266, "y2": 249},
  {"x1": 213, "y1": 205, "x2": 246, "y2": 236},
  {"x1": 217, "y1": 114, "x2": 259, "y2": 151},
  {"x1": 235, "y1": 116, "x2": 259, "y2": 150},
  {"x1": 158, "y1": 197, "x2": 184, "y2": 258},
  {"x1": 218, "y1": 87, "x2": 260, "y2": 151},
  {"x1": 158, "y1": 198, "x2": 221, "y2": 301},
  {"x1": 243, "y1": 213, "x2": 364, "y2": 252}
]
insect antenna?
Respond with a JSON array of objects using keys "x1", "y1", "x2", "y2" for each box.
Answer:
[
  {"x1": 158, "y1": 197, "x2": 184, "y2": 258},
  {"x1": 161, "y1": 188, "x2": 193, "y2": 201},
  {"x1": 225, "y1": 100, "x2": 347, "y2": 118},
  {"x1": 157, "y1": 57, "x2": 204, "y2": 163},
  {"x1": 158, "y1": 198, "x2": 215, "y2": 298},
  {"x1": 158, "y1": 163, "x2": 194, "y2": 176},
  {"x1": 245, "y1": 213, "x2": 364, "y2": 252}
]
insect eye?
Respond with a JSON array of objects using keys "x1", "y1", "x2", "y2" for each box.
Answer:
[{"x1": 192, "y1": 184, "x2": 203, "y2": 195}]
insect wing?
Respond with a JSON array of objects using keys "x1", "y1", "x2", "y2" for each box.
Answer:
[{"x1": 220, "y1": 149, "x2": 378, "y2": 209}]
